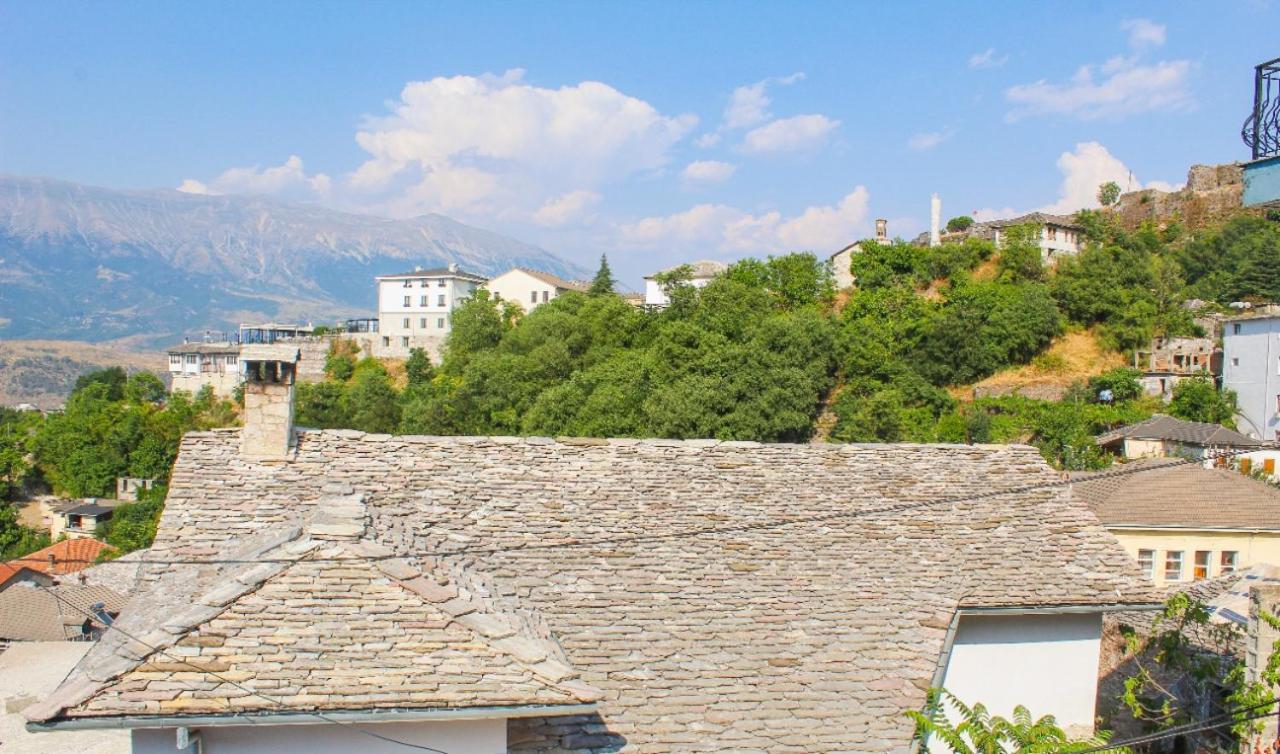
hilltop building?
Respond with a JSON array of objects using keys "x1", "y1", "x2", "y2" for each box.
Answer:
[
  {"x1": 374, "y1": 264, "x2": 486, "y2": 359},
  {"x1": 828, "y1": 219, "x2": 890, "y2": 289},
  {"x1": 642, "y1": 260, "x2": 728, "y2": 307},
  {"x1": 484, "y1": 268, "x2": 587, "y2": 313},
  {"x1": 27, "y1": 368, "x2": 1159, "y2": 753},
  {"x1": 985, "y1": 212, "x2": 1085, "y2": 261},
  {"x1": 1132, "y1": 336, "x2": 1219, "y2": 401}
]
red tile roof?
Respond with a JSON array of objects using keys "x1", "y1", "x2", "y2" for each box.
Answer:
[{"x1": 2, "y1": 539, "x2": 116, "y2": 577}]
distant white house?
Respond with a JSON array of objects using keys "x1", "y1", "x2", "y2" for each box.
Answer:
[
  {"x1": 985, "y1": 212, "x2": 1085, "y2": 262},
  {"x1": 643, "y1": 260, "x2": 728, "y2": 307},
  {"x1": 828, "y1": 218, "x2": 891, "y2": 289},
  {"x1": 1223, "y1": 313, "x2": 1280, "y2": 440},
  {"x1": 484, "y1": 268, "x2": 587, "y2": 313},
  {"x1": 166, "y1": 341, "x2": 241, "y2": 397},
  {"x1": 374, "y1": 264, "x2": 486, "y2": 359}
]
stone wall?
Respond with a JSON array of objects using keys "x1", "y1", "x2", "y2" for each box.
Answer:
[
  {"x1": 239, "y1": 382, "x2": 294, "y2": 460},
  {"x1": 1112, "y1": 162, "x2": 1256, "y2": 231}
]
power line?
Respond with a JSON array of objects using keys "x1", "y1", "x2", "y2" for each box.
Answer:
[
  {"x1": 1068, "y1": 698, "x2": 1280, "y2": 754},
  {"x1": 32, "y1": 582, "x2": 452, "y2": 754},
  {"x1": 33, "y1": 445, "x2": 1266, "y2": 568}
]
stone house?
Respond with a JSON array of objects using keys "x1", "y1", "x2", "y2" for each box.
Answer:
[
  {"x1": 166, "y1": 341, "x2": 241, "y2": 398},
  {"x1": 828, "y1": 218, "x2": 890, "y2": 289},
  {"x1": 1132, "y1": 336, "x2": 1219, "y2": 401},
  {"x1": 27, "y1": 355, "x2": 1158, "y2": 752},
  {"x1": 1095, "y1": 414, "x2": 1260, "y2": 461},
  {"x1": 485, "y1": 268, "x2": 588, "y2": 313},
  {"x1": 983, "y1": 212, "x2": 1085, "y2": 262},
  {"x1": 114, "y1": 478, "x2": 155, "y2": 502}
]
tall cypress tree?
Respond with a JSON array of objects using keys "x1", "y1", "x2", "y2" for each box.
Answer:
[{"x1": 589, "y1": 254, "x2": 615, "y2": 295}]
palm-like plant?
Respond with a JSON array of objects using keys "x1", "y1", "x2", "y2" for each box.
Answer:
[{"x1": 907, "y1": 689, "x2": 1126, "y2": 754}]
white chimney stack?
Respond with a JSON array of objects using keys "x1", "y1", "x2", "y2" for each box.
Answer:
[{"x1": 929, "y1": 194, "x2": 941, "y2": 247}]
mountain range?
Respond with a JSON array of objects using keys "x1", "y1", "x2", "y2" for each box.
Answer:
[{"x1": 0, "y1": 175, "x2": 582, "y2": 345}]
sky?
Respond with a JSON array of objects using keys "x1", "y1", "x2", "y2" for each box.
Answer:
[{"x1": 1, "y1": 1, "x2": 1277, "y2": 287}]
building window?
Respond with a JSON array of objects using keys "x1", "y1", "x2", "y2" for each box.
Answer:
[
  {"x1": 421, "y1": 279, "x2": 429, "y2": 287},
  {"x1": 227, "y1": 355, "x2": 237, "y2": 365},
  {"x1": 437, "y1": 294, "x2": 446, "y2": 307},
  {"x1": 420, "y1": 295, "x2": 428, "y2": 307},
  {"x1": 402, "y1": 280, "x2": 412, "y2": 288},
  {"x1": 402, "y1": 317, "x2": 410, "y2": 329},
  {"x1": 1268, "y1": 458, "x2": 1278, "y2": 475},
  {"x1": 401, "y1": 336, "x2": 409, "y2": 347},
  {"x1": 437, "y1": 317, "x2": 446, "y2": 329},
  {"x1": 530, "y1": 290, "x2": 538, "y2": 304},
  {"x1": 403, "y1": 295, "x2": 411, "y2": 307},
  {"x1": 169, "y1": 355, "x2": 181, "y2": 366},
  {"x1": 1234, "y1": 323, "x2": 1242, "y2": 335},
  {"x1": 1241, "y1": 458, "x2": 1253, "y2": 475},
  {"x1": 382, "y1": 336, "x2": 390, "y2": 347},
  {"x1": 1222, "y1": 551, "x2": 1239, "y2": 574},
  {"x1": 438, "y1": 279, "x2": 447, "y2": 287},
  {"x1": 1137, "y1": 549, "x2": 1154, "y2": 580},
  {"x1": 1047, "y1": 227, "x2": 1057, "y2": 241},
  {"x1": 419, "y1": 318, "x2": 427, "y2": 329},
  {"x1": 186, "y1": 354, "x2": 197, "y2": 365},
  {"x1": 1165, "y1": 551, "x2": 1183, "y2": 581},
  {"x1": 542, "y1": 290, "x2": 549, "y2": 303},
  {"x1": 1194, "y1": 550, "x2": 1210, "y2": 580},
  {"x1": 1232, "y1": 357, "x2": 1240, "y2": 367}
]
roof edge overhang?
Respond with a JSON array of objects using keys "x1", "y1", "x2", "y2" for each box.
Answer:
[
  {"x1": 28, "y1": 702, "x2": 599, "y2": 733},
  {"x1": 956, "y1": 602, "x2": 1163, "y2": 616},
  {"x1": 1104, "y1": 523, "x2": 1280, "y2": 533}
]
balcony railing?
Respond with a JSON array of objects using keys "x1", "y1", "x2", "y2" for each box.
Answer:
[{"x1": 1243, "y1": 56, "x2": 1280, "y2": 160}]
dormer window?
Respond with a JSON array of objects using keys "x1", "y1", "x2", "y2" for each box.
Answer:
[{"x1": 402, "y1": 280, "x2": 412, "y2": 288}]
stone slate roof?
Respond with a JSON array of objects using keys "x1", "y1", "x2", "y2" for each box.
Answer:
[
  {"x1": 33, "y1": 430, "x2": 1156, "y2": 751},
  {"x1": 166, "y1": 342, "x2": 240, "y2": 355},
  {"x1": 1095, "y1": 414, "x2": 1261, "y2": 448},
  {"x1": 985, "y1": 211, "x2": 1085, "y2": 230},
  {"x1": 1072, "y1": 461, "x2": 1280, "y2": 529},
  {"x1": 26, "y1": 492, "x2": 598, "y2": 723},
  {"x1": 0, "y1": 583, "x2": 126, "y2": 642},
  {"x1": 376, "y1": 267, "x2": 488, "y2": 283}
]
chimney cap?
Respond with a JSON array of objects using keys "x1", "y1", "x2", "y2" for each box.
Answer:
[{"x1": 448, "y1": 262, "x2": 458, "y2": 273}]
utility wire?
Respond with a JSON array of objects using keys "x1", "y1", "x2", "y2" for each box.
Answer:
[
  {"x1": 1067, "y1": 698, "x2": 1280, "y2": 754},
  {"x1": 32, "y1": 583, "x2": 453, "y2": 754},
  {"x1": 33, "y1": 445, "x2": 1266, "y2": 567}
]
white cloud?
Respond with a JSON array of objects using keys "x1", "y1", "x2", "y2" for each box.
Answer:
[
  {"x1": 619, "y1": 187, "x2": 869, "y2": 254},
  {"x1": 346, "y1": 70, "x2": 697, "y2": 217},
  {"x1": 907, "y1": 130, "x2": 952, "y2": 151},
  {"x1": 1038, "y1": 141, "x2": 1180, "y2": 214},
  {"x1": 723, "y1": 72, "x2": 804, "y2": 129},
  {"x1": 1004, "y1": 22, "x2": 1191, "y2": 121},
  {"x1": 742, "y1": 114, "x2": 839, "y2": 154},
  {"x1": 1121, "y1": 18, "x2": 1166, "y2": 49},
  {"x1": 968, "y1": 48, "x2": 1009, "y2": 70},
  {"x1": 694, "y1": 133, "x2": 722, "y2": 148},
  {"x1": 177, "y1": 155, "x2": 331, "y2": 199},
  {"x1": 681, "y1": 160, "x2": 736, "y2": 183},
  {"x1": 532, "y1": 189, "x2": 602, "y2": 227}
]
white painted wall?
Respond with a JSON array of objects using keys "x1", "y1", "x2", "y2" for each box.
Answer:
[
  {"x1": 1223, "y1": 316, "x2": 1280, "y2": 441},
  {"x1": 132, "y1": 718, "x2": 505, "y2": 754},
  {"x1": 485, "y1": 269, "x2": 564, "y2": 313},
  {"x1": 940, "y1": 612, "x2": 1102, "y2": 734},
  {"x1": 642, "y1": 275, "x2": 716, "y2": 307}
]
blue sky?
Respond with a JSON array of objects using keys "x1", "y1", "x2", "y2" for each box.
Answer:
[{"x1": 1, "y1": 1, "x2": 1277, "y2": 286}]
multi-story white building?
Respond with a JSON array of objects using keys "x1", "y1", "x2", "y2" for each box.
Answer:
[
  {"x1": 375, "y1": 264, "x2": 486, "y2": 359},
  {"x1": 1223, "y1": 314, "x2": 1280, "y2": 440},
  {"x1": 985, "y1": 212, "x2": 1085, "y2": 262},
  {"x1": 484, "y1": 268, "x2": 587, "y2": 313},
  {"x1": 642, "y1": 260, "x2": 728, "y2": 307}
]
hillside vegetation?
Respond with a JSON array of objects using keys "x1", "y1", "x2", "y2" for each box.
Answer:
[{"x1": 294, "y1": 212, "x2": 1277, "y2": 470}]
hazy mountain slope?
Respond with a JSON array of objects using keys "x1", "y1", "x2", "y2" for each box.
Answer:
[{"x1": 0, "y1": 175, "x2": 582, "y2": 343}]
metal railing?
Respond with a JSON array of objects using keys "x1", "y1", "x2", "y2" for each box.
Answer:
[{"x1": 1243, "y1": 56, "x2": 1280, "y2": 160}]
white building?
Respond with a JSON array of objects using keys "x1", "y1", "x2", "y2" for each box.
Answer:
[
  {"x1": 166, "y1": 342, "x2": 242, "y2": 397},
  {"x1": 375, "y1": 264, "x2": 486, "y2": 359},
  {"x1": 828, "y1": 219, "x2": 890, "y2": 290},
  {"x1": 1223, "y1": 314, "x2": 1280, "y2": 440},
  {"x1": 642, "y1": 260, "x2": 728, "y2": 307},
  {"x1": 484, "y1": 268, "x2": 587, "y2": 313},
  {"x1": 986, "y1": 212, "x2": 1085, "y2": 262}
]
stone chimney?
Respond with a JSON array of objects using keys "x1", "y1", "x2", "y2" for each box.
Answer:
[
  {"x1": 239, "y1": 344, "x2": 301, "y2": 461},
  {"x1": 929, "y1": 194, "x2": 941, "y2": 247},
  {"x1": 875, "y1": 218, "x2": 888, "y2": 243}
]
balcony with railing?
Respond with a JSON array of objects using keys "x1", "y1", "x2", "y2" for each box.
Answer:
[{"x1": 1243, "y1": 56, "x2": 1280, "y2": 208}]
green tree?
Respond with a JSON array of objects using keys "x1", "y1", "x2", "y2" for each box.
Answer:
[
  {"x1": 997, "y1": 224, "x2": 1046, "y2": 283},
  {"x1": 0, "y1": 503, "x2": 51, "y2": 560},
  {"x1": 125, "y1": 372, "x2": 167, "y2": 403},
  {"x1": 589, "y1": 254, "x2": 616, "y2": 295},
  {"x1": 73, "y1": 366, "x2": 128, "y2": 401},
  {"x1": 443, "y1": 289, "x2": 518, "y2": 372},
  {"x1": 946, "y1": 215, "x2": 974, "y2": 233},
  {"x1": 341, "y1": 361, "x2": 401, "y2": 433},
  {"x1": 295, "y1": 381, "x2": 350, "y2": 429},
  {"x1": 1098, "y1": 181, "x2": 1121, "y2": 208},
  {"x1": 1169, "y1": 377, "x2": 1237, "y2": 425},
  {"x1": 908, "y1": 689, "x2": 1119, "y2": 753},
  {"x1": 97, "y1": 485, "x2": 165, "y2": 554},
  {"x1": 404, "y1": 347, "x2": 434, "y2": 387},
  {"x1": 1087, "y1": 368, "x2": 1143, "y2": 403}
]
